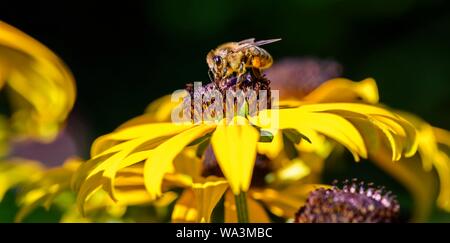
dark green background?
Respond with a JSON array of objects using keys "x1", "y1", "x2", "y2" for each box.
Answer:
[{"x1": 1, "y1": 0, "x2": 449, "y2": 222}]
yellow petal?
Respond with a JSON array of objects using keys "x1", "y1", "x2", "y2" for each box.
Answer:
[
  {"x1": 73, "y1": 137, "x2": 150, "y2": 201},
  {"x1": 173, "y1": 147, "x2": 203, "y2": 179},
  {"x1": 144, "y1": 125, "x2": 215, "y2": 199},
  {"x1": 114, "y1": 186, "x2": 152, "y2": 205},
  {"x1": 192, "y1": 177, "x2": 228, "y2": 223},
  {"x1": 252, "y1": 103, "x2": 418, "y2": 162},
  {"x1": 278, "y1": 109, "x2": 367, "y2": 161},
  {"x1": 145, "y1": 95, "x2": 182, "y2": 122},
  {"x1": 434, "y1": 127, "x2": 450, "y2": 147},
  {"x1": 73, "y1": 123, "x2": 198, "y2": 203},
  {"x1": 172, "y1": 190, "x2": 198, "y2": 223},
  {"x1": 433, "y1": 152, "x2": 450, "y2": 211},
  {"x1": 76, "y1": 171, "x2": 105, "y2": 215},
  {"x1": 15, "y1": 191, "x2": 48, "y2": 222},
  {"x1": 303, "y1": 78, "x2": 379, "y2": 104},
  {"x1": 14, "y1": 159, "x2": 82, "y2": 221},
  {"x1": 224, "y1": 190, "x2": 270, "y2": 223},
  {"x1": 298, "y1": 103, "x2": 418, "y2": 155},
  {"x1": 371, "y1": 146, "x2": 437, "y2": 222},
  {"x1": 257, "y1": 129, "x2": 283, "y2": 160},
  {"x1": 273, "y1": 159, "x2": 311, "y2": 183},
  {"x1": 0, "y1": 159, "x2": 44, "y2": 200},
  {"x1": 396, "y1": 111, "x2": 450, "y2": 211},
  {"x1": 0, "y1": 21, "x2": 76, "y2": 141},
  {"x1": 278, "y1": 78, "x2": 379, "y2": 107},
  {"x1": 251, "y1": 184, "x2": 328, "y2": 219},
  {"x1": 211, "y1": 118, "x2": 259, "y2": 194},
  {"x1": 91, "y1": 123, "x2": 193, "y2": 157}
]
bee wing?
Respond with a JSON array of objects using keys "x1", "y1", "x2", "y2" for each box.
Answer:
[
  {"x1": 237, "y1": 38, "x2": 281, "y2": 50},
  {"x1": 238, "y1": 38, "x2": 256, "y2": 45},
  {"x1": 253, "y1": 38, "x2": 282, "y2": 46}
]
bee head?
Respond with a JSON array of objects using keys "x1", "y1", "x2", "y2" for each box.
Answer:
[{"x1": 207, "y1": 50, "x2": 229, "y2": 81}]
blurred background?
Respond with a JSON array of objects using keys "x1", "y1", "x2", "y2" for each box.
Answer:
[{"x1": 1, "y1": 0, "x2": 449, "y2": 222}]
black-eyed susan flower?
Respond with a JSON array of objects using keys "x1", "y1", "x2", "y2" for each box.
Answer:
[
  {"x1": 0, "y1": 21, "x2": 76, "y2": 148},
  {"x1": 71, "y1": 61, "x2": 417, "y2": 222}
]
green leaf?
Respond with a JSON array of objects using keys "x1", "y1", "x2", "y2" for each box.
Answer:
[
  {"x1": 283, "y1": 129, "x2": 311, "y2": 144},
  {"x1": 259, "y1": 130, "x2": 274, "y2": 143}
]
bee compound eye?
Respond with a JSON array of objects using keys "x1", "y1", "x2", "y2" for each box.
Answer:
[{"x1": 213, "y1": 56, "x2": 222, "y2": 65}]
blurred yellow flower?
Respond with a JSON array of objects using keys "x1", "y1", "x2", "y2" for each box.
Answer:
[
  {"x1": 0, "y1": 21, "x2": 76, "y2": 146},
  {"x1": 0, "y1": 158, "x2": 43, "y2": 201},
  {"x1": 371, "y1": 112, "x2": 450, "y2": 221},
  {"x1": 12, "y1": 158, "x2": 177, "y2": 222}
]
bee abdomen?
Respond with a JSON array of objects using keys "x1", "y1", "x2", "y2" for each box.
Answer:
[{"x1": 245, "y1": 47, "x2": 273, "y2": 70}]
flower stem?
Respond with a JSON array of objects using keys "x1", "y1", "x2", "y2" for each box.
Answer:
[{"x1": 234, "y1": 192, "x2": 249, "y2": 223}]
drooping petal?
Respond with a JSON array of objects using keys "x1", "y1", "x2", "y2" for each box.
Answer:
[
  {"x1": 192, "y1": 177, "x2": 228, "y2": 223},
  {"x1": 76, "y1": 171, "x2": 105, "y2": 215},
  {"x1": 397, "y1": 112, "x2": 450, "y2": 211},
  {"x1": 144, "y1": 125, "x2": 215, "y2": 199},
  {"x1": 371, "y1": 147, "x2": 437, "y2": 222},
  {"x1": 434, "y1": 127, "x2": 450, "y2": 147},
  {"x1": 210, "y1": 118, "x2": 259, "y2": 194},
  {"x1": 254, "y1": 108, "x2": 367, "y2": 161},
  {"x1": 301, "y1": 103, "x2": 418, "y2": 158},
  {"x1": 224, "y1": 191, "x2": 270, "y2": 223},
  {"x1": 0, "y1": 21, "x2": 76, "y2": 141},
  {"x1": 251, "y1": 103, "x2": 418, "y2": 162},
  {"x1": 72, "y1": 122, "x2": 197, "y2": 204}
]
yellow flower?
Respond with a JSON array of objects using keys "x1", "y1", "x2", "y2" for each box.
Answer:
[
  {"x1": 371, "y1": 111, "x2": 450, "y2": 221},
  {"x1": 165, "y1": 142, "x2": 324, "y2": 222},
  {"x1": 267, "y1": 62, "x2": 450, "y2": 220},
  {"x1": 0, "y1": 158, "x2": 44, "y2": 201},
  {"x1": 71, "y1": 77, "x2": 417, "y2": 222},
  {"x1": 13, "y1": 157, "x2": 177, "y2": 222},
  {"x1": 0, "y1": 21, "x2": 76, "y2": 144}
]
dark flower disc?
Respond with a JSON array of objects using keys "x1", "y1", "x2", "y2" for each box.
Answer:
[{"x1": 295, "y1": 179, "x2": 400, "y2": 223}]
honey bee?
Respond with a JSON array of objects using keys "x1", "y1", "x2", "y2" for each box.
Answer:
[{"x1": 206, "y1": 38, "x2": 281, "y2": 83}]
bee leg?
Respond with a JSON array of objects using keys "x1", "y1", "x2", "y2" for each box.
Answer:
[
  {"x1": 236, "y1": 62, "x2": 247, "y2": 87},
  {"x1": 208, "y1": 69, "x2": 214, "y2": 82},
  {"x1": 251, "y1": 68, "x2": 261, "y2": 79},
  {"x1": 238, "y1": 62, "x2": 246, "y2": 74}
]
